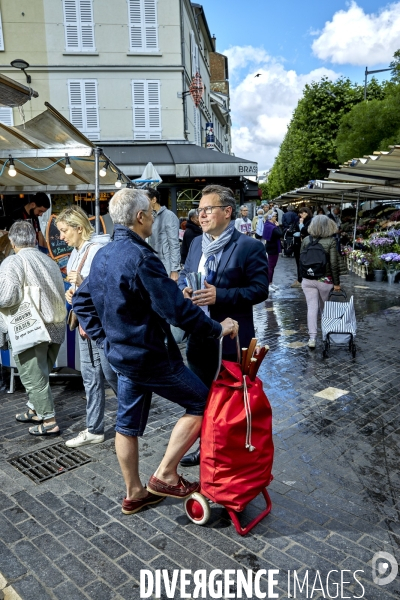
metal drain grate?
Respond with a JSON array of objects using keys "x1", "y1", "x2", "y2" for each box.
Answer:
[{"x1": 8, "y1": 443, "x2": 92, "y2": 484}]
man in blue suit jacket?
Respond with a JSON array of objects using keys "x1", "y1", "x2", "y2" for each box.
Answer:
[{"x1": 178, "y1": 185, "x2": 269, "y2": 465}]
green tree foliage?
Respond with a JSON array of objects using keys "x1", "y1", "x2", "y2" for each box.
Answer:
[
  {"x1": 267, "y1": 77, "x2": 387, "y2": 199},
  {"x1": 258, "y1": 182, "x2": 269, "y2": 200},
  {"x1": 336, "y1": 87, "x2": 400, "y2": 163},
  {"x1": 390, "y1": 49, "x2": 400, "y2": 83}
]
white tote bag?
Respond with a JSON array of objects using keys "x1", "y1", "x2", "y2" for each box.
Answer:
[{"x1": 0, "y1": 259, "x2": 51, "y2": 356}]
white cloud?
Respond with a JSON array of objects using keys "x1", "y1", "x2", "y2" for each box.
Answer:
[
  {"x1": 223, "y1": 46, "x2": 339, "y2": 171},
  {"x1": 312, "y1": 1, "x2": 400, "y2": 66}
]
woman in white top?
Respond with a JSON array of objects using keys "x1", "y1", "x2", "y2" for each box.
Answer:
[
  {"x1": 56, "y1": 206, "x2": 118, "y2": 448},
  {"x1": 0, "y1": 221, "x2": 66, "y2": 435},
  {"x1": 235, "y1": 205, "x2": 252, "y2": 235}
]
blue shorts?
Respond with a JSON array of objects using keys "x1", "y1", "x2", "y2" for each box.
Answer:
[{"x1": 114, "y1": 362, "x2": 209, "y2": 437}]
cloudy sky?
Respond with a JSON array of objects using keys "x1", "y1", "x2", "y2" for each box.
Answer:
[{"x1": 199, "y1": 0, "x2": 400, "y2": 172}]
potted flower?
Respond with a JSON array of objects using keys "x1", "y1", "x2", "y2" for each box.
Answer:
[
  {"x1": 380, "y1": 252, "x2": 400, "y2": 284},
  {"x1": 367, "y1": 236, "x2": 394, "y2": 281}
]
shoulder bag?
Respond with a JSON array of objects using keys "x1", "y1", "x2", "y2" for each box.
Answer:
[
  {"x1": 67, "y1": 243, "x2": 95, "y2": 331},
  {"x1": 0, "y1": 256, "x2": 51, "y2": 356}
]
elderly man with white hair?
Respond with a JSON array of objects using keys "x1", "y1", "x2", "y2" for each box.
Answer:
[
  {"x1": 72, "y1": 188, "x2": 238, "y2": 515},
  {"x1": 0, "y1": 221, "x2": 66, "y2": 435}
]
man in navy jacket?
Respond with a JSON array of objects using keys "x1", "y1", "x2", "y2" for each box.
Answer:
[
  {"x1": 72, "y1": 188, "x2": 238, "y2": 515},
  {"x1": 178, "y1": 185, "x2": 269, "y2": 465}
]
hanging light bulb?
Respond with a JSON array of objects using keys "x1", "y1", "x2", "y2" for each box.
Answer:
[
  {"x1": 115, "y1": 173, "x2": 122, "y2": 188},
  {"x1": 65, "y1": 156, "x2": 73, "y2": 175},
  {"x1": 8, "y1": 157, "x2": 16, "y2": 177},
  {"x1": 99, "y1": 161, "x2": 109, "y2": 177}
]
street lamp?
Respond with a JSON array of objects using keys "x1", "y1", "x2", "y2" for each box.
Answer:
[
  {"x1": 10, "y1": 59, "x2": 32, "y2": 84},
  {"x1": 364, "y1": 66, "x2": 391, "y2": 100}
]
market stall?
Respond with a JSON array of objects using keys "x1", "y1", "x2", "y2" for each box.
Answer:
[
  {"x1": 274, "y1": 151, "x2": 400, "y2": 283},
  {"x1": 0, "y1": 101, "x2": 131, "y2": 389}
]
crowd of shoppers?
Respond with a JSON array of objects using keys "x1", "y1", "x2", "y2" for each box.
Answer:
[{"x1": 0, "y1": 188, "x2": 347, "y2": 514}]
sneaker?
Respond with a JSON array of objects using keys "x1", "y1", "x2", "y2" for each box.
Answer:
[
  {"x1": 65, "y1": 429, "x2": 104, "y2": 448},
  {"x1": 269, "y1": 284, "x2": 279, "y2": 291},
  {"x1": 290, "y1": 281, "x2": 301, "y2": 288},
  {"x1": 308, "y1": 339, "x2": 316, "y2": 349},
  {"x1": 121, "y1": 490, "x2": 164, "y2": 515}
]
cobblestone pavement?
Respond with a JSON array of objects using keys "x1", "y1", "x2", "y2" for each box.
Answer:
[{"x1": 0, "y1": 258, "x2": 400, "y2": 599}]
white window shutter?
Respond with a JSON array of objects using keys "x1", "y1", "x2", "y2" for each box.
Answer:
[
  {"x1": 190, "y1": 31, "x2": 196, "y2": 77},
  {"x1": 0, "y1": 108, "x2": 13, "y2": 127},
  {"x1": 68, "y1": 79, "x2": 99, "y2": 139},
  {"x1": 84, "y1": 80, "x2": 99, "y2": 136},
  {"x1": 79, "y1": 0, "x2": 95, "y2": 50},
  {"x1": 0, "y1": 10, "x2": 5, "y2": 51},
  {"x1": 147, "y1": 81, "x2": 161, "y2": 138},
  {"x1": 132, "y1": 80, "x2": 147, "y2": 138},
  {"x1": 195, "y1": 44, "x2": 199, "y2": 73},
  {"x1": 128, "y1": 0, "x2": 158, "y2": 52},
  {"x1": 132, "y1": 79, "x2": 161, "y2": 139},
  {"x1": 128, "y1": 0, "x2": 142, "y2": 50},
  {"x1": 64, "y1": 0, "x2": 95, "y2": 51},
  {"x1": 64, "y1": 0, "x2": 79, "y2": 50},
  {"x1": 193, "y1": 104, "x2": 201, "y2": 146},
  {"x1": 144, "y1": 0, "x2": 158, "y2": 50},
  {"x1": 68, "y1": 80, "x2": 84, "y2": 129}
]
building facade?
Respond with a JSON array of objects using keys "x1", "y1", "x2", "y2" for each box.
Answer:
[{"x1": 0, "y1": 0, "x2": 231, "y2": 153}]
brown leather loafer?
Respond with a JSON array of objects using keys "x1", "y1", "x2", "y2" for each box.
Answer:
[
  {"x1": 121, "y1": 491, "x2": 164, "y2": 515},
  {"x1": 147, "y1": 474, "x2": 200, "y2": 499}
]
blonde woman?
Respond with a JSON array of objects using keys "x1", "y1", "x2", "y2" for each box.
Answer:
[
  {"x1": 300, "y1": 215, "x2": 341, "y2": 348},
  {"x1": 56, "y1": 206, "x2": 118, "y2": 447}
]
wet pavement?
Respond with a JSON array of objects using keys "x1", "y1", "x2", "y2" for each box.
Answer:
[{"x1": 0, "y1": 257, "x2": 400, "y2": 599}]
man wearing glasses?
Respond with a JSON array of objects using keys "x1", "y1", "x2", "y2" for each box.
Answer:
[{"x1": 178, "y1": 185, "x2": 269, "y2": 466}]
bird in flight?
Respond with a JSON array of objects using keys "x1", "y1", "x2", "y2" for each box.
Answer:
[{"x1": 255, "y1": 73, "x2": 262, "y2": 78}]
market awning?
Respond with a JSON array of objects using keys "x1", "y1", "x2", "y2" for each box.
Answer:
[
  {"x1": 0, "y1": 73, "x2": 39, "y2": 107},
  {"x1": 102, "y1": 142, "x2": 258, "y2": 179},
  {"x1": 275, "y1": 180, "x2": 400, "y2": 204},
  {"x1": 328, "y1": 146, "x2": 400, "y2": 189},
  {"x1": 0, "y1": 102, "x2": 131, "y2": 193}
]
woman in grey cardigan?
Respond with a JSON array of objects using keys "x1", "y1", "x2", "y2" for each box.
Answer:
[
  {"x1": 300, "y1": 215, "x2": 341, "y2": 349},
  {"x1": 0, "y1": 221, "x2": 66, "y2": 435}
]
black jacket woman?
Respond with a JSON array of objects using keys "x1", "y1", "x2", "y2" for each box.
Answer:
[
  {"x1": 292, "y1": 207, "x2": 313, "y2": 287},
  {"x1": 262, "y1": 212, "x2": 283, "y2": 291},
  {"x1": 300, "y1": 215, "x2": 341, "y2": 348},
  {"x1": 181, "y1": 210, "x2": 202, "y2": 264}
]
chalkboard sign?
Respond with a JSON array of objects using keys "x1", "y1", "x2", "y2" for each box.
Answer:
[
  {"x1": 46, "y1": 215, "x2": 73, "y2": 260},
  {"x1": 46, "y1": 214, "x2": 106, "y2": 261}
]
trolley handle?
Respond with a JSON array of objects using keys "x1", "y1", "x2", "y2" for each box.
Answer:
[
  {"x1": 328, "y1": 289, "x2": 347, "y2": 301},
  {"x1": 214, "y1": 335, "x2": 241, "y2": 381}
]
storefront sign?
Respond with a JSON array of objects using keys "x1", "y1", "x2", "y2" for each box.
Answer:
[{"x1": 206, "y1": 123, "x2": 215, "y2": 149}]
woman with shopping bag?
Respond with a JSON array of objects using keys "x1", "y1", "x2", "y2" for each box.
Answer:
[{"x1": 0, "y1": 221, "x2": 66, "y2": 435}]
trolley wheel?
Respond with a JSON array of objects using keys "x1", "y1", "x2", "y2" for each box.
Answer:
[{"x1": 184, "y1": 492, "x2": 211, "y2": 526}]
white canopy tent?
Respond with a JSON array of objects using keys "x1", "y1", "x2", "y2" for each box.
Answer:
[{"x1": 0, "y1": 102, "x2": 131, "y2": 232}]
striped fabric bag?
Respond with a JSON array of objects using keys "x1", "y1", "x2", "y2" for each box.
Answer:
[{"x1": 321, "y1": 295, "x2": 356, "y2": 343}]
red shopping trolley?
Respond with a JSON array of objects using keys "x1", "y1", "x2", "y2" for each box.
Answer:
[{"x1": 184, "y1": 338, "x2": 274, "y2": 536}]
